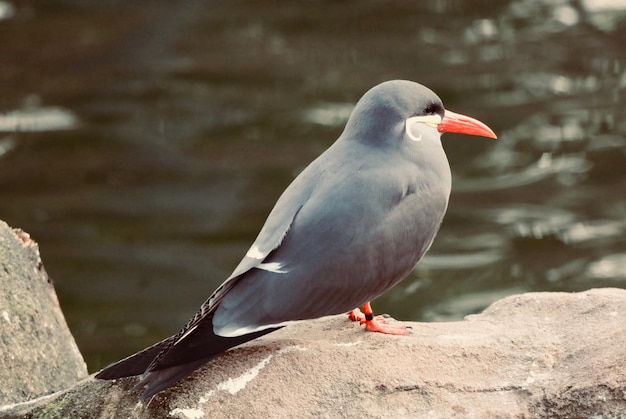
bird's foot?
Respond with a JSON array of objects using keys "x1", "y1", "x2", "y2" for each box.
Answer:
[
  {"x1": 362, "y1": 317, "x2": 410, "y2": 335},
  {"x1": 347, "y1": 305, "x2": 410, "y2": 336}
]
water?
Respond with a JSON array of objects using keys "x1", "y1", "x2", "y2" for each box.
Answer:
[{"x1": 0, "y1": 0, "x2": 624, "y2": 370}]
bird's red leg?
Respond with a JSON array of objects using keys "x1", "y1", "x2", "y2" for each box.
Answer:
[{"x1": 347, "y1": 302, "x2": 409, "y2": 335}]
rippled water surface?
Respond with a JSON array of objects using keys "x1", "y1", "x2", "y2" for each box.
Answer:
[{"x1": 1, "y1": 0, "x2": 625, "y2": 370}]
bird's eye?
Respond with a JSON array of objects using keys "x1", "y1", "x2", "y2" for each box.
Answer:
[{"x1": 424, "y1": 102, "x2": 444, "y2": 117}]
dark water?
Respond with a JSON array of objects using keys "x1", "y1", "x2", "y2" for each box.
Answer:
[{"x1": 1, "y1": 0, "x2": 625, "y2": 370}]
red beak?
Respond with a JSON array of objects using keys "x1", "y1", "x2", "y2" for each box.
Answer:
[{"x1": 438, "y1": 110, "x2": 497, "y2": 139}]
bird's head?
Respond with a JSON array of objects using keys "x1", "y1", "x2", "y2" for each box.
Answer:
[{"x1": 342, "y1": 80, "x2": 497, "y2": 150}]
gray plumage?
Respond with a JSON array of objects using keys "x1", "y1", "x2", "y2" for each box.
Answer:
[{"x1": 96, "y1": 80, "x2": 458, "y2": 399}]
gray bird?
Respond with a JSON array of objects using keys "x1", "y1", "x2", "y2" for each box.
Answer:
[{"x1": 95, "y1": 80, "x2": 497, "y2": 399}]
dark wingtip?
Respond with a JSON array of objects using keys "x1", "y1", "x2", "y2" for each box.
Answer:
[
  {"x1": 95, "y1": 338, "x2": 172, "y2": 380},
  {"x1": 133, "y1": 358, "x2": 215, "y2": 400}
]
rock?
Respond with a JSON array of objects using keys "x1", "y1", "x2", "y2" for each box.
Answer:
[
  {"x1": 0, "y1": 223, "x2": 624, "y2": 418},
  {"x1": 2, "y1": 273, "x2": 625, "y2": 418},
  {"x1": 0, "y1": 221, "x2": 88, "y2": 406}
]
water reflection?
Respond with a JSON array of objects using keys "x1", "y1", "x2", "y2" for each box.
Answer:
[
  {"x1": 457, "y1": 152, "x2": 592, "y2": 191},
  {"x1": 300, "y1": 103, "x2": 353, "y2": 126},
  {"x1": 586, "y1": 254, "x2": 626, "y2": 280},
  {"x1": 0, "y1": 0, "x2": 624, "y2": 370},
  {"x1": 0, "y1": 1, "x2": 14, "y2": 21},
  {"x1": 0, "y1": 137, "x2": 15, "y2": 158},
  {"x1": 0, "y1": 97, "x2": 78, "y2": 132}
]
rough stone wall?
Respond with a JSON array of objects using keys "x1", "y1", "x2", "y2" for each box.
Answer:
[{"x1": 0, "y1": 221, "x2": 87, "y2": 406}]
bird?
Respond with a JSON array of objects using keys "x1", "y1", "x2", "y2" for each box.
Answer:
[{"x1": 95, "y1": 80, "x2": 497, "y2": 399}]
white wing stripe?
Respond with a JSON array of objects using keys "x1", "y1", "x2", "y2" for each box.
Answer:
[{"x1": 257, "y1": 262, "x2": 288, "y2": 273}]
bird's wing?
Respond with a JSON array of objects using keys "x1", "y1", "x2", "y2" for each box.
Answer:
[{"x1": 229, "y1": 188, "x2": 309, "y2": 278}]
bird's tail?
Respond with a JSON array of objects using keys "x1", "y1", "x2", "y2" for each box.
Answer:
[
  {"x1": 95, "y1": 339, "x2": 170, "y2": 379},
  {"x1": 95, "y1": 314, "x2": 279, "y2": 399}
]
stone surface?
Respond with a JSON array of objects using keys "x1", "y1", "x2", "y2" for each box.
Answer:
[
  {"x1": 0, "y1": 221, "x2": 88, "y2": 406},
  {"x1": 1, "y1": 283, "x2": 625, "y2": 418}
]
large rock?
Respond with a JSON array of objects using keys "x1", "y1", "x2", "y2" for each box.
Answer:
[
  {"x1": 0, "y1": 221, "x2": 87, "y2": 406},
  {"x1": 1, "y1": 278, "x2": 625, "y2": 416}
]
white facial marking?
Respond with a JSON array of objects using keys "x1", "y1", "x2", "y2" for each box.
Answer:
[
  {"x1": 257, "y1": 262, "x2": 288, "y2": 273},
  {"x1": 246, "y1": 246, "x2": 265, "y2": 259},
  {"x1": 405, "y1": 114, "x2": 443, "y2": 142},
  {"x1": 406, "y1": 127, "x2": 422, "y2": 142}
]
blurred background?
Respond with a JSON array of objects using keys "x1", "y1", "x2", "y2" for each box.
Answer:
[{"x1": 0, "y1": 0, "x2": 624, "y2": 371}]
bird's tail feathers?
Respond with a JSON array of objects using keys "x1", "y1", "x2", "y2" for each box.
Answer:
[
  {"x1": 96, "y1": 315, "x2": 281, "y2": 399},
  {"x1": 95, "y1": 339, "x2": 171, "y2": 380}
]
